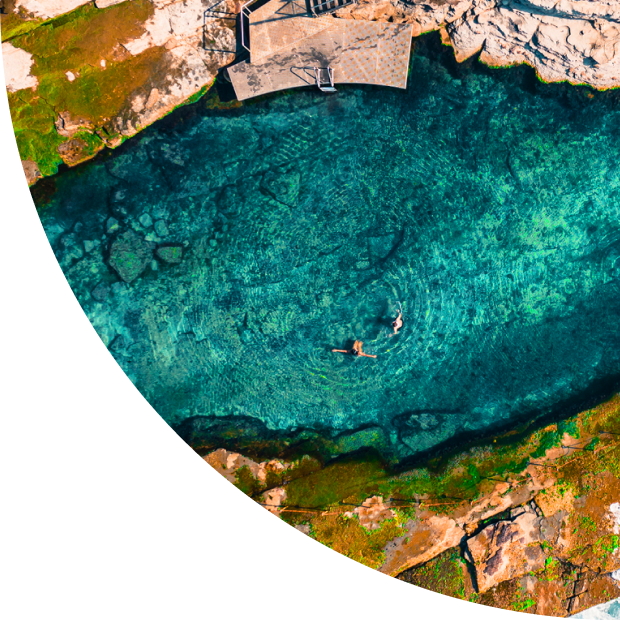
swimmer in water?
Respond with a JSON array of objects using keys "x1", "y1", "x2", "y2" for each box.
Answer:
[
  {"x1": 332, "y1": 340, "x2": 377, "y2": 358},
  {"x1": 392, "y1": 310, "x2": 403, "y2": 335}
]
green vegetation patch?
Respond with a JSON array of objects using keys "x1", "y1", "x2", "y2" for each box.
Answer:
[
  {"x1": 541, "y1": 556, "x2": 561, "y2": 582},
  {"x1": 7, "y1": 89, "x2": 64, "y2": 176},
  {"x1": 9, "y1": 44, "x2": 169, "y2": 172},
  {"x1": 310, "y1": 513, "x2": 405, "y2": 570},
  {"x1": 13, "y1": 1, "x2": 153, "y2": 71},
  {"x1": 36, "y1": 45, "x2": 169, "y2": 123},
  {"x1": 1, "y1": 15, "x2": 43, "y2": 42},
  {"x1": 5, "y1": 0, "x2": 172, "y2": 175},
  {"x1": 234, "y1": 466, "x2": 263, "y2": 497},
  {"x1": 285, "y1": 454, "x2": 388, "y2": 509},
  {"x1": 399, "y1": 549, "x2": 470, "y2": 599}
]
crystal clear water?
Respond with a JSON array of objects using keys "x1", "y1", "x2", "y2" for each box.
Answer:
[{"x1": 36, "y1": 36, "x2": 620, "y2": 461}]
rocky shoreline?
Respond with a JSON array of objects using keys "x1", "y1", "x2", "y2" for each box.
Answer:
[
  {"x1": 6, "y1": 0, "x2": 620, "y2": 185},
  {"x1": 203, "y1": 395, "x2": 620, "y2": 616}
]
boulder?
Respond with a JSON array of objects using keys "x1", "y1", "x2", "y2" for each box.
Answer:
[
  {"x1": 156, "y1": 245, "x2": 183, "y2": 264},
  {"x1": 21, "y1": 160, "x2": 42, "y2": 186},
  {"x1": 108, "y1": 230, "x2": 152, "y2": 283},
  {"x1": 467, "y1": 505, "x2": 548, "y2": 592},
  {"x1": 380, "y1": 514, "x2": 466, "y2": 575},
  {"x1": 91, "y1": 281, "x2": 111, "y2": 302},
  {"x1": 154, "y1": 220, "x2": 169, "y2": 237}
]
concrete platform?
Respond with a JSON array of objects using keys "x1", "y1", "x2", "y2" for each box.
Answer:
[{"x1": 229, "y1": 0, "x2": 413, "y2": 101}]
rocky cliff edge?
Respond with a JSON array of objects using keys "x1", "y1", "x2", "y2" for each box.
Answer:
[{"x1": 4, "y1": 0, "x2": 620, "y2": 185}]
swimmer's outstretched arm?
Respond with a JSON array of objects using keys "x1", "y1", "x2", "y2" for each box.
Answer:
[
  {"x1": 358, "y1": 352, "x2": 377, "y2": 358},
  {"x1": 332, "y1": 349, "x2": 350, "y2": 354}
]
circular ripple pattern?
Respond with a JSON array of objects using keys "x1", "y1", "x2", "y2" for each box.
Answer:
[{"x1": 37, "y1": 41, "x2": 620, "y2": 460}]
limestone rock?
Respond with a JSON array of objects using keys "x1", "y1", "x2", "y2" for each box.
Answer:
[
  {"x1": 2, "y1": 42, "x2": 38, "y2": 93},
  {"x1": 204, "y1": 448, "x2": 292, "y2": 486},
  {"x1": 21, "y1": 160, "x2": 42, "y2": 186},
  {"x1": 156, "y1": 245, "x2": 183, "y2": 264},
  {"x1": 57, "y1": 138, "x2": 93, "y2": 166},
  {"x1": 344, "y1": 496, "x2": 396, "y2": 530},
  {"x1": 261, "y1": 487, "x2": 287, "y2": 515},
  {"x1": 108, "y1": 0, "x2": 237, "y2": 141},
  {"x1": 55, "y1": 111, "x2": 94, "y2": 138},
  {"x1": 14, "y1": 0, "x2": 90, "y2": 20},
  {"x1": 95, "y1": 0, "x2": 129, "y2": 8},
  {"x1": 380, "y1": 514, "x2": 465, "y2": 575},
  {"x1": 467, "y1": 505, "x2": 549, "y2": 592},
  {"x1": 108, "y1": 230, "x2": 152, "y2": 283},
  {"x1": 342, "y1": 0, "x2": 620, "y2": 89}
]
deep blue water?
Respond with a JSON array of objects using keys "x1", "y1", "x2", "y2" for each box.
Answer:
[{"x1": 36, "y1": 36, "x2": 620, "y2": 461}]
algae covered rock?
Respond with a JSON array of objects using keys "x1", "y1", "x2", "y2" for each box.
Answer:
[
  {"x1": 108, "y1": 230, "x2": 152, "y2": 283},
  {"x1": 155, "y1": 245, "x2": 183, "y2": 264}
]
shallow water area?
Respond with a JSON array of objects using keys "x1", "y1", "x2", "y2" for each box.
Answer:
[{"x1": 36, "y1": 37, "x2": 620, "y2": 462}]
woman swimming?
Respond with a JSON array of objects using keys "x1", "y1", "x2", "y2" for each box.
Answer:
[
  {"x1": 392, "y1": 310, "x2": 403, "y2": 335},
  {"x1": 332, "y1": 340, "x2": 377, "y2": 358}
]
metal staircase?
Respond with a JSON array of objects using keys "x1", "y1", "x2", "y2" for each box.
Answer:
[
  {"x1": 307, "y1": 0, "x2": 357, "y2": 16},
  {"x1": 314, "y1": 66, "x2": 336, "y2": 92}
]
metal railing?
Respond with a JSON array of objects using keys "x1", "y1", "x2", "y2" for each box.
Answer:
[
  {"x1": 202, "y1": 0, "x2": 238, "y2": 53},
  {"x1": 240, "y1": 0, "x2": 254, "y2": 52},
  {"x1": 314, "y1": 66, "x2": 336, "y2": 92},
  {"x1": 308, "y1": 0, "x2": 357, "y2": 16}
]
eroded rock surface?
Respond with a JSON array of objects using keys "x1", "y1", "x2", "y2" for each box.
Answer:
[
  {"x1": 14, "y1": 0, "x2": 91, "y2": 19},
  {"x1": 9, "y1": 0, "x2": 620, "y2": 186},
  {"x1": 108, "y1": 230, "x2": 153, "y2": 283},
  {"x1": 105, "y1": 0, "x2": 236, "y2": 144},
  {"x1": 340, "y1": 0, "x2": 620, "y2": 89},
  {"x1": 2, "y1": 41, "x2": 37, "y2": 92},
  {"x1": 21, "y1": 159, "x2": 41, "y2": 185},
  {"x1": 344, "y1": 495, "x2": 396, "y2": 530},
  {"x1": 468, "y1": 505, "x2": 548, "y2": 592},
  {"x1": 381, "y1": 514, "x2": 466, "y2": 575}
]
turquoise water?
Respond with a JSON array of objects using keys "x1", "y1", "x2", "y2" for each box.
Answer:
[{"x1": 36, "y1": 36, "x2": 620, "y2": 461}]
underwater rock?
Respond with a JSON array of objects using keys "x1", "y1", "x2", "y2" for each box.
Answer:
[
  {"x1": 106, "y1": 217, "x2": 120, "y2": 234},
  {"x1": 91, "y1": 281, "x2": 111, "y2": 302},
  {"x1": 155, "y1": 245, "x2": 183, "y2": 264},
  {"x1": 138, "y1": 213, "x2": 153, "y2": 228},
  {"x1": 154, "y1": 220, "x2": 169, "y2": 237},
  {"x1": 108, "y1": 230, "x2": 152, "y2": 283}
]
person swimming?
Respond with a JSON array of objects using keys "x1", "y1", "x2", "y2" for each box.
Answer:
[
  {"x1": 332, "y1": 340, "x2": 377, "y2": 358},
  {"x1": 392, "y1": 310, "x2": 403, "y2": 335}
]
